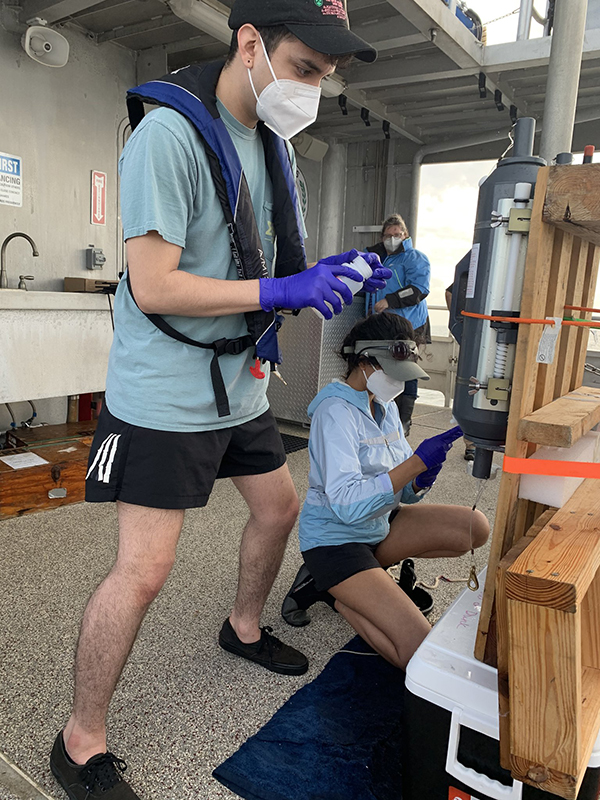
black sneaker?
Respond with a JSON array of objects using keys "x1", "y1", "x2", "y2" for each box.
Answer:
[
  {"x1": 398, "y1": 559, "x2": 434, "y2": 616},
  {"x1": 281, "y1": 564, "x2": 336, "y2": 627},
  {"x1": 218, "y1": 618, "x2": 308, "y2": 675},
  {"x1": 50, "y1": 731, "x2": 140, "y2": 799}
]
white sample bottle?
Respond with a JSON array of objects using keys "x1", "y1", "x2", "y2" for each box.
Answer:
[{"x1": 315, "y1": 254, "x2": 373, "y2": 319}]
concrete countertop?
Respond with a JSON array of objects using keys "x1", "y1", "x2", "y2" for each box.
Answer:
[{"x1": 0, "y1": 290, "x2": 113, "y2": 311}]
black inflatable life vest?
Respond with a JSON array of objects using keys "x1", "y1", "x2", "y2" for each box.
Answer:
[{"x1": 125, "y1": 60, "x2": 307, "y2": 417}]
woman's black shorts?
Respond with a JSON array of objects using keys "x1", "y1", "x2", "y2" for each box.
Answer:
[
  {"x1": 85, "y1": 404, "x2": 286, "y2": 509},
  {"x1": 302, "y1": 542, "x2": 383, "y2": 592}
]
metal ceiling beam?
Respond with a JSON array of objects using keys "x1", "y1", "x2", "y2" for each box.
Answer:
[
  {"x1": 380, "y1": 0, "x2": 522, "y2": 114},
  {"x1": 346, "y1": 55, "x2": 467, "y2": 91},
  {"x1": 343, "y1": 86, "x2": 424, "y2": 144},
  {"x1": 387, "y1": 93, "x2": 492, "y2": 115},
  {"x1": 351, "y1": 62, "x2": 480, "y2": 89},
  {"x1": 370, "y1": 33, "x2": 426, "y2": 52},
  {"x1": 383, "y1": 0, "x2": 483, "y2": 69},
  {"x1": 484, "y1": 28, "x2": 600, "y2": 73},
  {"x1": 163, "y1": 32, "x2": 214, "y2": 53},
  {"x1": 366, "y1": 74, "x2": 478, "y2": 101},
  {"x1": 408, "y1": 106, "x2": 510, "y2": 126},
  {"x1": 98, "y1": 13, "x2": 182, "y2": 44},
  {"x1": 20, "y1": 0, "x2": 105, "y2": 23}
]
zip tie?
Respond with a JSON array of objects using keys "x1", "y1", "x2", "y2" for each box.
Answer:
[{"x1": 503, "y1": 455, "x2": 600, "y2": 479}]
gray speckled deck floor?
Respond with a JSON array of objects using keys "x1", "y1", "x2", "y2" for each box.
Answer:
[{"x1": 0, "y1": 406, "x2": 499, "y2": 800}]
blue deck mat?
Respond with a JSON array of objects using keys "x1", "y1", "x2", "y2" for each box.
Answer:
[{"x1": 213, "y1": 636, "x2": 405, "y2": 800}]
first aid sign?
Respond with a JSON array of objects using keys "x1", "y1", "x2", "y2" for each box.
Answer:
[{"x1": 0, "y1": 152, "x2": 22, "y2": 207}]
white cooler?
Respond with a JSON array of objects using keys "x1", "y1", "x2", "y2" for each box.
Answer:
[{"x1": 402, "y1": 570, "x2": 600, "y2": 800}]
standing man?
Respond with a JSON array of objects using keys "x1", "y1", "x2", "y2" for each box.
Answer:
[
  {"x1": 368, "y1": 213, "x2": 431, "y2": 436},
  {"x1": 50, "y1": 3, "x2": 386, "y2": 798}
]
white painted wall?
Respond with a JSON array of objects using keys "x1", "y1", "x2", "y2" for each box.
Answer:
[
  {"x1": 0, "y1": 14, "x2": 136, "y2": 292},
  {"x1": 0, "y1": 10, "x2": 135, "y2": 436}
]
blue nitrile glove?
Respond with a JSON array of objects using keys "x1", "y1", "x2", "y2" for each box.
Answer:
[
  {"x1": 359, "y1": 252, "x2": 393, "y2": 293},
  {"x1": 414, "y1": 461, "x2": 443, "y2": 490},
  {"x1": 414, "y1": 425, "x2": 463, "y2": 470},
  {"x1": 259, "y1": 256, "x2": 364, "y2": 320}
]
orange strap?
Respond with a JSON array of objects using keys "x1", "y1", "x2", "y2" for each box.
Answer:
[
  {"x1": 461, "y1": 311, "x2": 551, "y2": 325},
  {"x1": 503, "y1": 455, "x2": 600, "y2": 478},
  {"x1": 565, "y1": 305, "x2": 600, "y2": 313},
  {"x1": 461, "y1": 311, "x2": 600, "y2": 329}
]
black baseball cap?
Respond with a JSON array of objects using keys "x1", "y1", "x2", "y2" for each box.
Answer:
[{"x1": 228, "y1": 0, "x2": 377, "y2": 63}]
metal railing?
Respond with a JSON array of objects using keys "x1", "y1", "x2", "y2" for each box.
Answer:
[{"x1": 517, "y1": 0, "x2": 551, "y2": 40}]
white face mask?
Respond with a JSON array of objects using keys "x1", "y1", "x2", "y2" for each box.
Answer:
[
  {"x1": 248, "y1": 36, "x2": 322, "y2": 140},
  {"x1": 383, "y1": 236, "x2": 404, "y2": 254},
  {"x1": 363, "y1": 368, "x2": 405, "y2": 404}
]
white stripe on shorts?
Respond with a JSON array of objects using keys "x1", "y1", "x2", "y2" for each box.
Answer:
[
  {"x1": 86, "y1": 433, "x2": 116, "y2": 481},
  {"x1": 102, "y1": 434, "x2": 121, "y2": 484}
]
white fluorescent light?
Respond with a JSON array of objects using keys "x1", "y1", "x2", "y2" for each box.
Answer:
[{"x1": 169, "y1": 0, "x2": 231, "y2": 44}]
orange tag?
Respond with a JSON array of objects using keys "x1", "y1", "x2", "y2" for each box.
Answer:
[
  {"x1": 249, "y1": 358, "x2": 266, "y2": 379},
  {"x1": 503, "y1": 455, "x2": 600, "y2": 479},
  {"x1": 449, "y1": 789, "x2": 472, "y2": 800}
]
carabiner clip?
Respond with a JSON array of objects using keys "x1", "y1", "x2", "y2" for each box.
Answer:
[{"x1": 467, "y1": 565, "x2": 479, "y2": 592}]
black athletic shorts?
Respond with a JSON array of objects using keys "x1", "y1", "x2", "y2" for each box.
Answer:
[
  {"x1": 302, "y1": 542, "x2": 383, "y2": 592},
  {"x1": 85, "y1": 404, "x2": 287, "y2": 509}
]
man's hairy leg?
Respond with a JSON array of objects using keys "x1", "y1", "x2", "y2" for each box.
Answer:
[
  {"x1": 62, "y1": 502, "x2": 184, "y2": 764},
  {"x1": 229, "y1": 465, "x2": 299, "y2": 643}
]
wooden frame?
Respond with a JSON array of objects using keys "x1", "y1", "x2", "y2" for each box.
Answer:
[{"x1": 471, "y1": 165, "x2": 600, "y2": 797}]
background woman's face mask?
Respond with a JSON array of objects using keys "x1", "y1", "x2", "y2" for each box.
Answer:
[
  {"x1": 383, "y1": 235, "x2": 404, "y2": 254},
  {"x1": 247, "y1": 36, "x2": 322, "y2": 140},
  {"x1": 363, "y1": 368, "x2": 406, "y2": 404}
]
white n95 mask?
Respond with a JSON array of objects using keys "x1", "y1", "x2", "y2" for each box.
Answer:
[
  {"x1": 383, "y1": 236, "x2": 404, "y2": 254},
  {"x1": 363, "y1": 369, "x2": 406, "y2": 404},
  {"x1": 248, "y1": 36, "x2": 322, "y2": 140}
]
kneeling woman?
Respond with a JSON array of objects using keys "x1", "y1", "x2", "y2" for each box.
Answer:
[{"x1": 283, "y1": 313, "x2": 489, "y2": 670}]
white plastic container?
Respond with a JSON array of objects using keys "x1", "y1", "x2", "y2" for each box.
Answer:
[
  {"x1": 314, "y1": 254, "x2": 372, "y2": 319},
  {"x1": 403, "y1": 570, "x2": 600, "y2": 800},
  {"x1": 518, "y1": 429, "x2": 600, "y2": 507}
]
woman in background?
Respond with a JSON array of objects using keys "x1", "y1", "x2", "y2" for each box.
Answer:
[{"x1": 367, "y1": 214, "x2": 431, "y2": 437}]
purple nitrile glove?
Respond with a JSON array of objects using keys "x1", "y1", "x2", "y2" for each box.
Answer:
[
  {"x1": 259, "y1": 256, "x2": 364, "y2": 320},
  {"x1": 318, "y1": 249, "x2": 361, "y2": 267},
  {"x1": 414, "y1": 425, "x2": 463, "y2": 470},
  {"x1": 358, "y1": 252, "x2": 393, "y2": 293},
  {"x1": 414, "y1": 461, "x2": 443, "y2": 490}
]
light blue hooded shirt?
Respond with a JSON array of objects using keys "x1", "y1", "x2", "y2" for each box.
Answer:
[{"x1": 298, "y1": 380, "x2": 424, "y2": 552}]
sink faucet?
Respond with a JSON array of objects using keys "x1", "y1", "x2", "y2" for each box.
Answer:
[{"x1": 0, "y1": 233, "x2": 39, "y2": 289}]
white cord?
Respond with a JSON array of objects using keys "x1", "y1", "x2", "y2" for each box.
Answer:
[{"x1": 338, "y1": 650, "x2": 380, "y2": 656}]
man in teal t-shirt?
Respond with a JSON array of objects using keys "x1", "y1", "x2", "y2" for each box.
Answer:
[{"x1": 50, "y1": 2, "x2": 389, "y2": 798}]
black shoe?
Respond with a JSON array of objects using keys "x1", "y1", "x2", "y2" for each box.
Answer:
[
  {"x1": 398, "y1": 559, "x2": 434, "y2": 616},
  {"x1": 50, "y1": 732, "x2": 140, "y2": 799},
  {"x1": 218, "y1": 618, "x2": 308, "y2": 675},
  {"x1": 281, "y1": 564, "x2": 336, "y2": 627}
]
